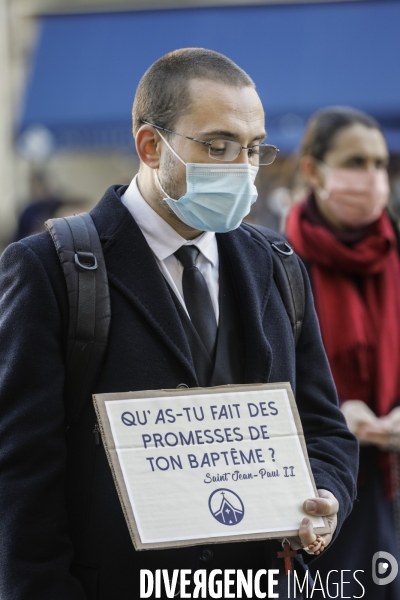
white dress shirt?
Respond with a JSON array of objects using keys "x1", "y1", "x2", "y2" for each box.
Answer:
[{"x1": 121, "y1": 175, "x2": 219, "y2": 323}]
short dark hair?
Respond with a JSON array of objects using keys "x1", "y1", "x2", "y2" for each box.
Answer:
[
  {"x1": 300, "y1": 106, "x2": 383, "y2": 161},
  {"x1": 132, "y1": 48, "x2": 254, "y2": 136}
]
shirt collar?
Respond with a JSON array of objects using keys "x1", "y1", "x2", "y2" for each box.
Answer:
[{"x1": 121, "y1": 175, "x2": 217, "y2": 265}]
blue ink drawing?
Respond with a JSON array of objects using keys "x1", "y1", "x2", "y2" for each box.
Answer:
[{"x1": 208, "y1": 489, "x2": 244, "y2": 526}]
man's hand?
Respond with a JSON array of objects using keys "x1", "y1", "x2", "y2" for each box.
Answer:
[{"x1": 287, "y1": 489, "x2": 339, "y2": 553}]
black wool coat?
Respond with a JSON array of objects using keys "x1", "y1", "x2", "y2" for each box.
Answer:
[{"x1": 0, "y1": 185, "x2": 358, "y2": 600}]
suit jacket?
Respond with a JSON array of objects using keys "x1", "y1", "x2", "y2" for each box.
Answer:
[{"x1": 0, "y1": 185, "x2": 358, "y2": 600}]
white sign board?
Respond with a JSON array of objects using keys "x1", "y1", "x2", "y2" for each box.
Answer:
[{"x1": 93, "y1": 383, "x2": 329, "y2": 550}]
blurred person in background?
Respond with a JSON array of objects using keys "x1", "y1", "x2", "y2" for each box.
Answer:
[
  {"x1": 286, "y1": 106, "x2": 400, "y2": 598},
  {"x1": 13, "y1": 171, "x2": 63, "y2": 241},
  {"x1": 13, "y1": 171, "x2": 94, "y2": 242}
]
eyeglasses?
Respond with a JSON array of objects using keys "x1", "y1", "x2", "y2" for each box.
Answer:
[{"x1": 142, "y1": 121, "x2": 279, "y2": 166}]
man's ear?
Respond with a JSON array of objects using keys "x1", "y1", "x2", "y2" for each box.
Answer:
[
  {"x1": 135, "y1": 125, "x2": 162, "y2": 169},
  {"x1": 300, "y1": 155, "x2": 324, "y2": 190}
]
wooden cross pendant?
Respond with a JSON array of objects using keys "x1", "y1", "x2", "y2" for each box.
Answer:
[{"x1": 277, "y1": 542, "x2": 298, "y2": 575}]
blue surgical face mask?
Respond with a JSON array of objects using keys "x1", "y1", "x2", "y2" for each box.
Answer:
[{"x1": 155, "y1": 132, "x2": 259, "y2": 233}]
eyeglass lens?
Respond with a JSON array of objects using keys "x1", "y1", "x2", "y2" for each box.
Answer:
[{"x1": 208, "y1": 140, "x2": 278, "y2": 166}]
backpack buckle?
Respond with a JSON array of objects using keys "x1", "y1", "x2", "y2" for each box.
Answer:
[
  {"x1": 271, "y1": 242, "x2": 294, "y2": 256},
  {"x1": 74, "y1": 251, "x2": 98, "y2": 270}
]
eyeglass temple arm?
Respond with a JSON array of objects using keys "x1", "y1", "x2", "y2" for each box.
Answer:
[{"x1": 142, "y1": 121, "x2": 210, "y2": 147}]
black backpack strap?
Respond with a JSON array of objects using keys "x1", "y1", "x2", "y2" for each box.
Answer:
[
  {"x1": 242, "y1": 223, "x2": 305, "y2": 346},
  {"x1": 45, "y1": 213, "x2": 111, "y2": 428}
]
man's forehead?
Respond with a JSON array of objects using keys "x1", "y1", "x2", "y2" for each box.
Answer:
[{"x1": 182, "y1": 78, "x2": 265, "y2": 137}]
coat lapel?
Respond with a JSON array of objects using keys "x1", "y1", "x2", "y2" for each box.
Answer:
[
  {"x1": 90, "y1": 186, "x2": 197, "y2": 383},
  {"x1": 216, "y1": 226, "x2": 274, "y2": 383}
]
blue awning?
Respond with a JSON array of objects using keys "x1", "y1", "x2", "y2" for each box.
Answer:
[{"x1": 18, "y1": 1, "x2": 400, "y2": 154}]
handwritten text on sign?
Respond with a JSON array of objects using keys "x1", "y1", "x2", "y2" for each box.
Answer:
[{"x1": 105, "y1": 389, "x2": 323, "y2": 544}]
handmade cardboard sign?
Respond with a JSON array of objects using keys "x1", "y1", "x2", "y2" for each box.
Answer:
[{"x1": 93, "y1": 382, "x2": 329, "y2": 550}]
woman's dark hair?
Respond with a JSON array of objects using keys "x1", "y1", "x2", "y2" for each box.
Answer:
[{"x1": 300, "y1": 106, "x2": 383, "y2": 161}]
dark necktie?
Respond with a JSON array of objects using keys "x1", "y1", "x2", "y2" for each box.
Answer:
[{"x1": 174, "y1": 245, "x2": 218, "y2": 359}]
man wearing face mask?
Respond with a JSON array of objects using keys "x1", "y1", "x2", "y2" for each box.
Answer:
[
  {"x1": 286, "y1": 106, "x2": 400, "y2": 599},
  {"x1": 0, "y1": 50, "x2": 357, "y2": 600}
]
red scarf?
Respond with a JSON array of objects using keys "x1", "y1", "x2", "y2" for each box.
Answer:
[{"x1": 286, "y1": 199, "x2": 400, "y2": 417}]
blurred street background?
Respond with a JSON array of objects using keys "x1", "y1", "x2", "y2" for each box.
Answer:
[{"x1": 1, "y1": 0, "x2": 399, "y2": 249}]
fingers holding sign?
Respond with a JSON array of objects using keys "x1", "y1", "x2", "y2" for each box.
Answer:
[{"x1": 287, "y1": 489, "x2": 339, "y2": 554}]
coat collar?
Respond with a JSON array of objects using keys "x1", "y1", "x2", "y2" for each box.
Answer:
[{"x1": 90, "y1": 185, "x2": 274, "y2": 384}]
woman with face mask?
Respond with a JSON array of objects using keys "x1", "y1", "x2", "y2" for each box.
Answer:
[{"x1": 286, "y1": 106, "x2": 400, "y2": 598}]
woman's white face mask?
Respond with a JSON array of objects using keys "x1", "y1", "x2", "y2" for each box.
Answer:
[{"x1": 155, "y1": 132, "x2": 259, "y2": 233}]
